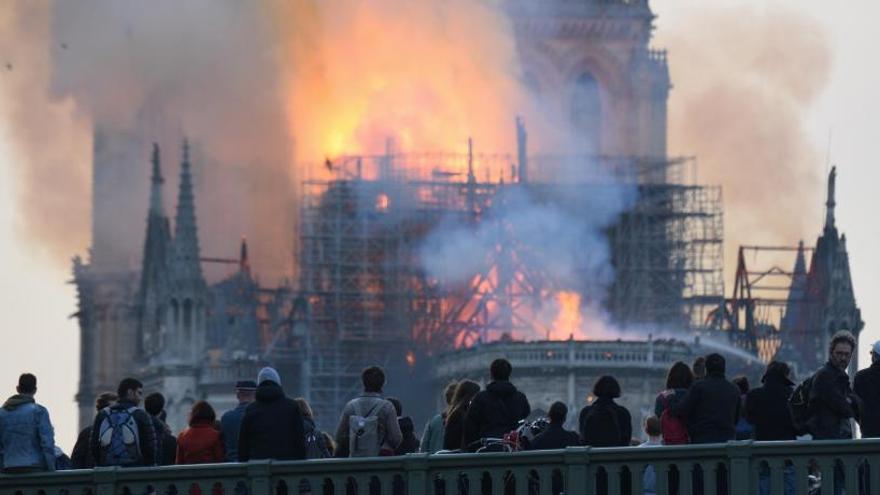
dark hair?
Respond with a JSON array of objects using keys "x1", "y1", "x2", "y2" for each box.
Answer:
[
  {"x1": 592, "y1": 375, "x2": 621, "y2": 399},
  {"x1": 144, "y1": 392, "x2": 165, "y2": 416},
  {"x1": 490, "y1": 358, "x2": 512, "y2": 381},
  {"x1": 732, "y1": 376, "x2": 749, "y2": 395},
  {"x1": 17, "y1": 373, "x2": 36, "y2": 394},
  {"x1": 692, "y1": 357, "x2": 707, "y2": 378},
  {"x1": 645, "y1": 416, "x2": 661, "y2": 437},
  {"x1": 666, "y1": 361, "x2": 694, "y2": 390},
  {"x1": 762, "y1": 361, "x2": 792, "y2": 383},
  {"x1": 705, "y1": 353, "x2": 726, "y2": 375},
  {"x1": 388, "y1": 397, "x2": 402, "y2": 416},
  {"x1": 362, "y1": 366, "x2": 386, "y2": 393},
  {"x1": 117, "y1": 378, "x2": 143, "y2": 398},
  {"x1": 95, "y1": 392, "x2": 118, "y2": 411},
  {"x1": 321, "y1": 431, "x2": 336, "y2": 456},
  {"x1": 444, "y1": 381, "x2": 458, "y2": 405},
  {"x1": 293, "y1": 397, "x2": 314, "y2": 419},
  {"x1": 548, "y1": 401, "x2": 568, "y2": 423},
  {"x1": 446, "y1": 380, "x2": 480, "y2": 422},
  {"x1": 188, "y1": 400, "x2": 216, "y2": 426},
  {"x1": 829, "y1": 330, "x2": 856, "y2": 355}
]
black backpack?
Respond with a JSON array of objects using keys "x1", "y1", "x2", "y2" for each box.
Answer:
[{"x1": 789, "y1": 374, "x2": 814, "y2": 435}]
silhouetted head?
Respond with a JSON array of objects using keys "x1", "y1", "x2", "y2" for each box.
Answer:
[
  {"x1": 362, "y1": 366, "x2": 386, "y2": 393},
  {"x1": 188, "y1": 400, "x2": 216, "y2": 426},
  {"x1": 490, "y1": 358, "x2": 512, "y2": 381},
  {"x1": 666, "y1": 361, "x2": 694, "y2": 390},
  {"x1": 692, "y1": 357, "x2": 707, "y2": 379},
  {"x1": 732, "y1": 376, "x2": 749, "y2": 395},
  {"x1": 117, "y1": 378, "x2": 144, "y2": 405},
  {"x1": 645, "y1": 416, "x2": 661, "y2": 438},
  {"x1": 592, "y1": 375, "x2": 621, "y2": 400},
  {"x1": 16, "y1": 373, "x2": 36, "y2": 395},
  {"x1": 293, "y1": 397, "x2": 314, "y2": 420},
  {"x1": 388, "y1": 397, "x2": 402, "y2": 416},
  {"x1": 705, "y1": 353, "x2": 726, "y2": 376},
  {"x1": 548, "y1": 401, "x2": 568, "y2": 424},
  {"x1": 444, "y1": 381, "x2": 458, "y2": 405},
  {"x1": 144, "y1": 392, "x2": 165, "y2": 417}
]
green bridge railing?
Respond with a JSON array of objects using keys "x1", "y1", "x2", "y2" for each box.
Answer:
[{"x1": 1, "y1": 439, "x2": 878, "y2": 495}]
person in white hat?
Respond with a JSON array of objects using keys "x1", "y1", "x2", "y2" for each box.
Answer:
[
  {"x1": 854, "y1": 340, "x2": 880, "y2": 437},
  {"x1": 237, "y1": 367, "x2": 306, "y2": 461}
]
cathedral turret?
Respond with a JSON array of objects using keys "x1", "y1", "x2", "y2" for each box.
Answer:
[
  {"x1": 172, "y1": 140, "x2": 204, "y2": 283},
  {"x1": 138, "y1": 144, "x2": 172, "y2": 357},
  {"x1": 825, "y1": 166, "x2": 837, "y2": 232}
]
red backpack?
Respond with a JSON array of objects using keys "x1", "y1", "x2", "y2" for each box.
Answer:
[{"x1": 658, "y1": 391, "x2": 689, "y2": 445}]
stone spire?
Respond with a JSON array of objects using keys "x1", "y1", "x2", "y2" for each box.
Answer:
[
  {"x1": 825, "y1": 166, "x2": 837, "y2": 232},
  {"x1": 149, "y1": 143, "x2": 165, "y2": 215},
  {"x1": 239, "y1": 237, "x2": 250, "y2": 274},
  {"x1": 172, "y1": 139, "x2": 204, "y2": 282}
]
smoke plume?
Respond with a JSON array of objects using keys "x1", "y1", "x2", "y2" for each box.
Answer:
[
  {"x1": 1, "y1": 0, "x2": 295, "y2": 278},
  {"x1": 655, "y1": 4, "x2": 832, "y2": 276}
]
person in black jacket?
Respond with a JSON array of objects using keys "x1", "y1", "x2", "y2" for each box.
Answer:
[
  {"x1": 387, "y1": 397, "x2": 420, "y2": 455},
  {"x1": 808, "y1": 330, "x2": 859, "y2": 440},
  {"x1": 579, "y1": 375, "x2": 632, "y2": 447},
  {"x1": 237, "y1": 367, "x2": 306, "y2": 461},
  {"x1": 70, "y1": 392, "x2": 116, "y2": 469},
  {"x1": 670, "y1": 353, "x2": 740, "y2": 444},
  {"x1": 89, "y1": 378, "x2": 157, "y2": 467},
  {"x1": 527, "y1": 402, "x2": 580, "y2": 450},
  {"x1": 443, "y1": 380, "x2": 480, "y2": 451},
  {"x1": 746, "y1": 361, "x2": 797, "y2": 441},
  {"x1": 854, "y1": 340, "x2": 880, "y2": 437},
  {"x1": 463, "y1": 359, "x2": 531, "y2": 449},
  {"x1": 144, "y1": 392, "x2": 177, "y2": 466}
]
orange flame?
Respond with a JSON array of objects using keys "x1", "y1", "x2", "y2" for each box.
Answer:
[
  {"x1": 549, "y1": 291, "x2": 584, "y2": 340},
  {"x1": 268, "y1": 1, "x2": 530, "y2": 177}
]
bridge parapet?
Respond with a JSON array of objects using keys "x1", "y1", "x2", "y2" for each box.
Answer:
[{"x1": 2, "y1": 440, "x2": 877, "y2": 495}]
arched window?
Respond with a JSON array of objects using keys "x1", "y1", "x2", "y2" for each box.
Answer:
[{"x1": 570, "y1": 72, "x2": 602, "y2": 154}]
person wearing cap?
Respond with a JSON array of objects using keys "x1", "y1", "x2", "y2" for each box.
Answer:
[
  {"x1": 220, "y1": 380, "x2": 256, "y2": 462},
  {"x1": 855, "y1": 341, "x2": 880, "y2": 437},
  {"x1": 237, "y1": 367, "x2": 306, "y2": 462}
]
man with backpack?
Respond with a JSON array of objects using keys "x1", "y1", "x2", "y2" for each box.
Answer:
[
  {"x1": 89, "y1": 377, "x2": 157, "y2": 467},
  {"x1": 0, "y1": 373, "x2": 57, "y2": 473},
  {"x1": 334, "y1": 366, "x2": 401, "y2": 457},
  {"x1": 806, "y1": 330, "x2": 860, "y2": 440},
  {"x1": 237, "y1": 367, "x2": 306, "y2": 461},
  {"x1": 463, "y1": 358, "x2": 530, "y2": 449}
]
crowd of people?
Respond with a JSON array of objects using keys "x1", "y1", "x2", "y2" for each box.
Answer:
[{"x1": 0, "y1": 330, "x2": 877, "y2": 494}]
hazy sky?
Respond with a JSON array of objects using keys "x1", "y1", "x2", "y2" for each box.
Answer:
[{"x1": 1, "y1": 0, "x2": 878, "y2": 451}]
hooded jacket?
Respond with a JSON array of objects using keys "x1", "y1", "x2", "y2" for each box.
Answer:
[
  {"x1": 463, "y1": 380, "x2": 531, "y2": 447},
  {"x1": 237, "y1": 381, "x2": 306, "y2": 461},
  {"x1": 0, "y1": 394, "x2": 56, "y2": 471},
  {"x1": 745, "y1": 372, "x2": 797, "y2": 441},
  {"x1": 808, "y1": 361, "x2": 857, "y2": 440},
  {"x1": 854, "y1": 361, "x2": 880, "y2": 437},
  {"x1": 670, "y1": 371, "x2": 740, "y2": 444}
]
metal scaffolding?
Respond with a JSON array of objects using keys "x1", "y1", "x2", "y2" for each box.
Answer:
[{"x1": 297, "y1": 148, "x2": 724, "y2": 426}]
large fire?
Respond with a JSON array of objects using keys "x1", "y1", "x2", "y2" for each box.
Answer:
[{"x1": 268, "y1": 0, "x2": 531, "y2": 178}]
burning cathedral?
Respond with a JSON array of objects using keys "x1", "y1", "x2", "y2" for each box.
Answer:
[{"x1": 72, "y1": 0, "x2": 861, "y2": 433}]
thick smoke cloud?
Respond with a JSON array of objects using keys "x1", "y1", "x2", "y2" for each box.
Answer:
[
  {"x1": 655, "y1": 4, "x2": 832, "y2": 276},
  {"x1": 1, "y1": 1, "x2": 295, "y2": 279}
]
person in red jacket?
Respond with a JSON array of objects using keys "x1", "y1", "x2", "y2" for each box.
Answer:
[{"x1": 176, "y1": 401, "x2": 224, "y2": 464}]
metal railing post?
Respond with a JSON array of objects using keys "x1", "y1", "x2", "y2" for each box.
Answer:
[
  {"x1": 93, "y1": 466, "x2": 119, "y2": 495},
  {"x1": 246, "y1": 459, "x2": 274, "y2": 495},
  {"x1": 565, "y1": 446, "x2": 591, "y2": 495},
  {"x1": 405, "y1": 453, "x2": 430, "y2": 495},
  {"x1": 726, "y1": 440, "x2": 752, "y2": 494}
]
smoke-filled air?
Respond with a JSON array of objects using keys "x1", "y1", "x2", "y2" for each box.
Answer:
[{"x1": 0, "y1": 1, "x2": 829, "y2": 339}]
